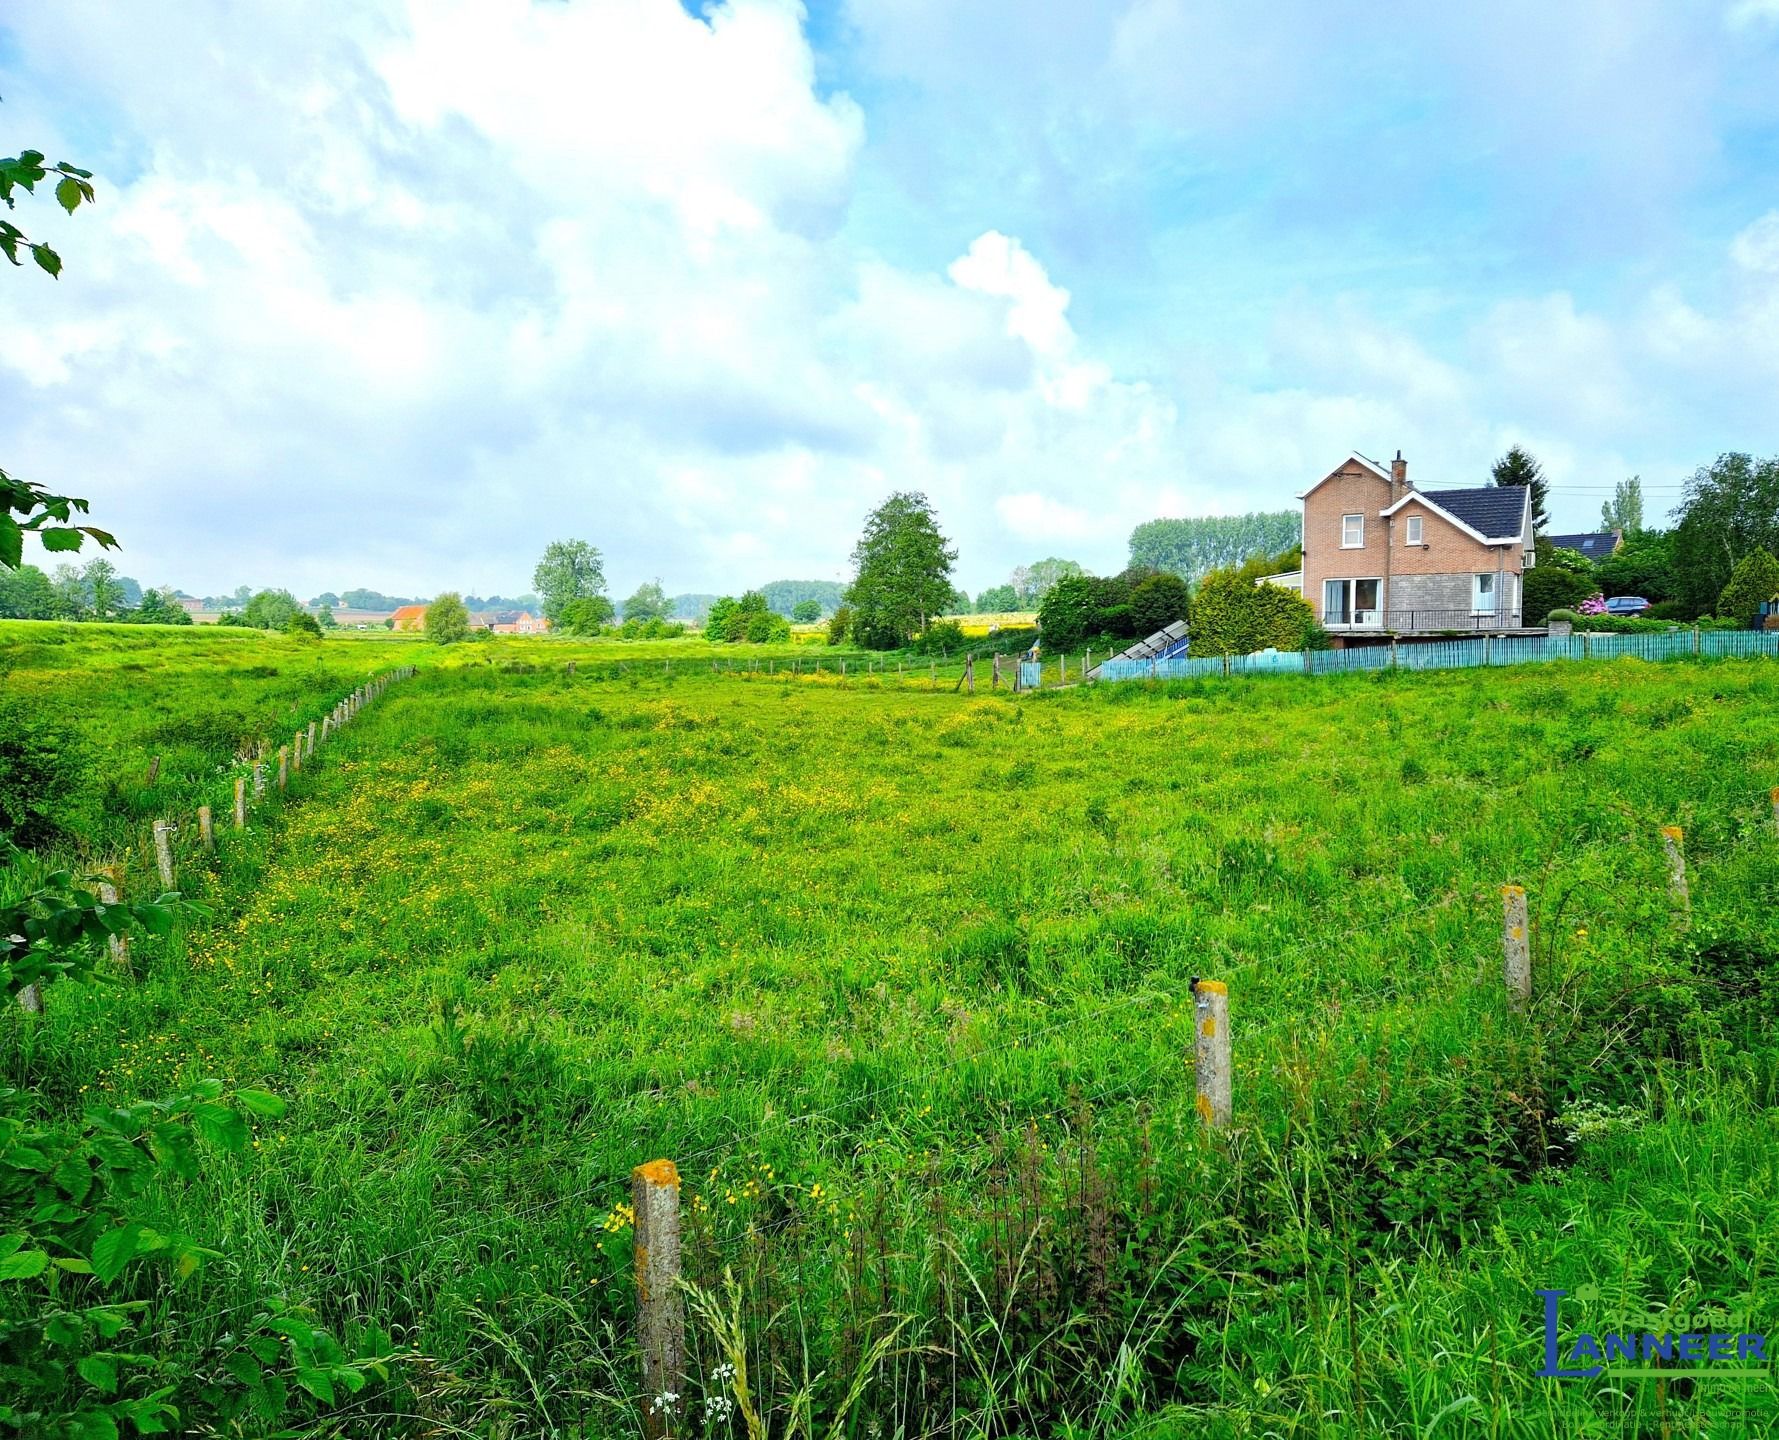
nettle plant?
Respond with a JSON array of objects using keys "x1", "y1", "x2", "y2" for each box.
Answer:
[{"x1": 2, "y1": 844, "x2": 390, "y2": 1437}]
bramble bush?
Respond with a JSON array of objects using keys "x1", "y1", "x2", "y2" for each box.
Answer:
[{"x1": 1, "y1": 846, "x2": 391, "y2": 1435}]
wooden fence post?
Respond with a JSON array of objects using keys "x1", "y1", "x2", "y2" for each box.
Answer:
[
  {"x1": 1501, "y1": 885, "x2": 1530, "y2": 1011},
  {"x1": 153, "y1": 820, "x2": 175, "y2": 889},
  {"x1": 966, "y1": 654, "x2": 974, "y2": 693},
  {"x1": 1770, "y1": 786, "x2": 1779, "y2": 831},
  {"x1": 992, "y1": 654, "x2": 1001, "y2": 689},
  {"x1": 633, "y1": 1159, "x2": 685, "y2": 1438},
  {"x1": 145, "y1": 755, "x2": 161, "y2": 785},
  {"x1": 197, "y1": 806, "x2": 215, "y2": 854},
  {"x1": 1191, "y1": 978, "x2": 1231, "y2": 1130},
  {"x1": 234, "y1": 777, "x2": 247, "y2": 829},
  {"x1": 1661, "y1": 825, "x2": 1689, "y2": 912}
]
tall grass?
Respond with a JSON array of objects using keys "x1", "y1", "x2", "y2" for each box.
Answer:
[{"x1": 5, "y1": 624, "x2": 1778, "y2": 1435}]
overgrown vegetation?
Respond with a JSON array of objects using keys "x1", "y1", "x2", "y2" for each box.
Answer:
[{"x1": 5, "y1": 624, "x2": 1777, "y2": 1435}]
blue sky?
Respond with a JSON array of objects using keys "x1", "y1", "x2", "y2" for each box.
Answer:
[{"x1": 4, "y1": 0, "x2": 1779, "y2": 600}]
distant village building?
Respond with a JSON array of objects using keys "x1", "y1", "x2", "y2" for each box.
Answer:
[
  {"x1": 1546, "y1": 530, "x2": 1624, "y2": 562},
  {"x1": 489, "y1": 610, "x2": 549, "y2": 635},
  {"x1": 389, "y1": 604, "x2": 427, "y2": 631}
]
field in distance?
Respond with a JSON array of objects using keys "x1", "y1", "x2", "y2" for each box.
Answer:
[{"x1": 7, "y1": 621, "x2": 1779, "y2": 1437}]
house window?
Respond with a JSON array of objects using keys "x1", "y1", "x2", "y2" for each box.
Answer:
[
  {"x1": 1472, "y1": 572, "x2": 1497, "y2": 615},
  {"x1": 1342, "y1": 514, "x2": 1364, "y2": 548},
  {"x1": 1404, "y1": 515, "x2": 1423, "y2": 545},
  {"x1": 1323, "y1": 577, "x2": 1382, "y2": 626}
]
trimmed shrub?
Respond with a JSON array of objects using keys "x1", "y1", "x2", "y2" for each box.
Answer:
[{"x1": 1188, "y1": 570, "x2": 1316, "y2": 655}]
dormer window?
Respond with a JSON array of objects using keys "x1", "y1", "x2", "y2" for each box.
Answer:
[
  {"x1": 1341, "y1": 514, "x2": 1364, "y2": 548},
  {"x1": 1404, "y1": 515, "x2": 1423, "y2": 545}
]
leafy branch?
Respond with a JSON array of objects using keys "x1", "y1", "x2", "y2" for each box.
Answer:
[{"x1": 0, "y1": 148, "x2": 95, "y2": 278}]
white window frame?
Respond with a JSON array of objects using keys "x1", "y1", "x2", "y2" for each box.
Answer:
[
  {"x1": 1323, "y1": 577, "x2": 1384, "y2": 628},
  {"x1": 1341, "y1": 514, "x2": 1365, "y2": 548},
  {"x1": 1472, "y1": 572, "x2": 1498, "y2": 616},
  {"x1": 1404, "y1": 515, "x2": 1423, "y2": 545}
]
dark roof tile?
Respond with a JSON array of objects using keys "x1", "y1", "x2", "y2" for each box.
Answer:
[
  {"x1": 1546, "y1": 532, "x2": 1619, "y2": 559},
  {"x1": 1421, "y1": 486, "x2": 1528, "y2": 540}
]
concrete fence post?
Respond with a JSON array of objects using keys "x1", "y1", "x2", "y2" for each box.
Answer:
[
  {"x1": 321, "y1": 716, "x2": 331, "y2": 745},
  {"x1": 966, "y1": 654, "x2": 975, "y2": 693},
  {"x1": 633, "y1": 1159, "x2": 685, "y2": 1439},
  {"x1": 153, "y1": 820, "x2": 175, "y2": 889},
  {"x1": 291, "y1": 733, "x2": 304, "y2": 774},
  {"x1": 234, "y1": 777, "x2": 247, "y2": 830},
  {"x1": 307, "y1": 720, "x2": 317, "y2": 756},
  {"x1": 1661, "y1": 825, "x2": 1689, "y2": 912},
  {"x1": 1191, "y1": 978, "x2": 1231, "y2": 1130},
  {"x1": 197, "y1": 806, "x2": 215, "y2": 854},
  {"x1": 1501, "y1": 885, "x2": 1531, "y2": 1011},
  {"x1": 99, "y1": 867, "x2": 129, "y2": 971},
  {"x1": 254, "y1": 762, "x2": 266, "y2": 799},
  {"x1": 278, "y1": 747, "x2": 289, "y2": 791}
]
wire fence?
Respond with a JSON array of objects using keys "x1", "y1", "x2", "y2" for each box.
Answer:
[{"x1": 1098, "y1": 626, "x2": 1779, "y2": 683}]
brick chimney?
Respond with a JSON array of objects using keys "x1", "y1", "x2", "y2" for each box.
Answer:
[{"x1": 1391, "y1": 450, "x2": 1407, "y2": 500}]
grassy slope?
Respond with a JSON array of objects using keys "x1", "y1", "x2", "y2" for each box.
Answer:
[{"x1": 5, "y1": 623, "x2": 1779, "y2": 1436}]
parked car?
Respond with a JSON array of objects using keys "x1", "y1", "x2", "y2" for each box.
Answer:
[{"x1": 1604, "y1": 596, "x2": 1650, "y2": 616}]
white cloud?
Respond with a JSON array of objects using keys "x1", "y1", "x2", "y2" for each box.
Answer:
[
  {"x1": 1730, "y1": 211, "x2": 1779, "y2": 272},
  {"x1": 2, "y1": 0, "x2": 1777, "y2": 598}
]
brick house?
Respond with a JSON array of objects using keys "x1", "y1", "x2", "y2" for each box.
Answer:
[
  {"x1": 1298, "y1": 452, "x2": 1534, "y2": 633},
  {"x1": 389, "y1": 603, "x2": 427, "y2": 631}
]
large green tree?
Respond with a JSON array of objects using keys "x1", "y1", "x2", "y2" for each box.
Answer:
[
  {"x1": 1489, "y1": 446, "x2": 1549, "y2": 534},
  {"x1": 1717, "y1": 548, "x2": 1779, "y2": 628},
  {"x1": 1127, "y1": 512, "x2": 1300, "y2": 582},
  {"x1": 424, "y1": 591, "x2": 471, "y2": 644},
  {"x1": 242, "y1": 588, "x2": 300, "y2": 630},
  {"x1": 1671, "y1": 453, "x2": 1779, "y2": 618},
  {"x1": 621, "y1": 578, "x2": 671, "y2": 623},
  {"x1": 1010, "y1": 557, "x2": 1084, "y2": 607},
  {"x1": 82, "y1": 556, "x2": 122, "y2": 618},
  {"x1": 843, "y1": 491, "x2": 957, "y2": 649},
  {"x1": 0, "y1": 562, "x2": 55, "y2": 618},
  {"x1": 1600, "y1": 476, "x2": 1645, "y2": 533},
  {"x1": 532, "y1": 540, "x2": 608, "y2": 625}
]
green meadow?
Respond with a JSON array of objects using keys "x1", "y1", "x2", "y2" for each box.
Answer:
[{"x1": 5, "y1": 621, "x2": 1779, "y2": 1437}]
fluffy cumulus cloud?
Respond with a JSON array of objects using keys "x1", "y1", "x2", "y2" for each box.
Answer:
[{"x1": 3, "y1": 0, "x2": 1779, "y2": 597}]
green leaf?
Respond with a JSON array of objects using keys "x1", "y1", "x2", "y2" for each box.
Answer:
[
  {"x1": 53, "y1": 1257, "x2": 95, "y2": 1275},
  {"x1": 77, "y1": 1354, "x2": 119, "y2": 1395},
  {"x1": 91, "y1": 1224, "x2": 141, "y2": 1284},
  {"x1": 193, "y1": 1101, "x2": 247, "y2": 1151},
  {"x1": 70, "y1": 1413, "x2": 119, "y2": 1440},
  {"x1": 0, "y1": 1247, "x2": 48, "y2": 1280},
  {"x1": 294, "y1": 1368, "x2": 335, "y2": 1405},
  {"x1": 39, "y1": 526, "x2": 86, "y2": 551},
  {"x1": 224, "y1": 1352, "x2": 263, "y2": 1387},
  {"x1": 235, "y1": 1088, "x2": 287, "y2": 1118},
  {"x1": 31, "y1": 242, "x2": 60, "y2": 277},
  {"x1": 266, "y1": 1316, "x2": 315, "y2": 1345},
  {"x1": 56, "y1": 176, "x2": 81, "y2": 214}
]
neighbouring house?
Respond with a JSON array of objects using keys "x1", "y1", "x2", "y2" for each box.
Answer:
[
  {"x1": 490, "y1": 610, "x2": 550, "y2": 635},
  {"x1": 1546, "y1": 530, "x2": 1623, "y2": 562},
  {"x1": 1298, "y1": 452, "x2": 1534, "y2": 633},
  {"x1": 389, "y1": 603, "x2": 428, "y2": 632}
]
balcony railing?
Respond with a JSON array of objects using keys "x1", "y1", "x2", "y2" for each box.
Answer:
[{"x1": 1323, "y1": 608, "x2": 1524, "y2": 632}]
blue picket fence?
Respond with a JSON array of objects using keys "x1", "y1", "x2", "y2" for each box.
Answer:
[{"x1": 1094, "y1": 628, "x2": 1779, "y2": 686}]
